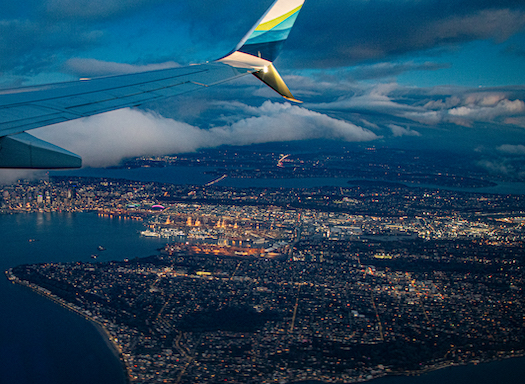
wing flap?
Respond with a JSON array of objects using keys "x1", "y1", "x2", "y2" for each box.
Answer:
[
  {"x1": 0, "y1": 104, "x2": 61, "y2": 124},
  {"x1": 0, "y1": 105, "x2": 79, "y2": 135},
  {"x1": 0, "y1": 132, "x2": 81, "y2": 168}
]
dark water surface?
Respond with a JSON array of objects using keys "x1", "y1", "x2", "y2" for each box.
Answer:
[
  {"x1": 54, "y1": 165, "x2": 525, "y2": 194},
  {"x1": 0, "y1": 212, "x2": 165, "y2": 384},
  {"x1": 299, "y1": 354, "x2": 525, "y2": 384}
]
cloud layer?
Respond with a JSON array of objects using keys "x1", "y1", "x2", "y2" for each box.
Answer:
[
  {"x1": 34, "y1": 101, "x2": 378, "y2": 168},
  {"x1": 1, "y1": 0, "x2": 525, "y2": 181},
  {"x1": 3, "y1": 0, "x2": 525, "y2": 77},
  {"x1": 289, "y1": 1, "x2": 525, "y2": 67}
]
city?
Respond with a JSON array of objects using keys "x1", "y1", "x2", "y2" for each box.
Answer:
[{"x1": 3, "y1": 172, "x2": 524, "y2": 383}]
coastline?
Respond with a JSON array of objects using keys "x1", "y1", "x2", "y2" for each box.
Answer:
[
  {"x1": 91, "y1": 321, "x2": 131, "y2": 384},
  {"x1": 290, "y1": 354, "x2": 525, "y2": 384},
  {"x1": 6, "y1": 268, "x2": 524, "y2": 384},
  {"x1": 388, "y1": 353, "x2": 525, "y2": 377},
  {"x1": 5, "y1": 269, "x2": 130, "y2": 384}
]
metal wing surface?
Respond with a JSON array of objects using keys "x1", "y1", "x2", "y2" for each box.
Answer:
[
  {"x1": 0, "y1": 0, "x2": 305, "y2": 169},
  {"x1": 0, "y1": 63, "x2": 248, "y2": 137}
]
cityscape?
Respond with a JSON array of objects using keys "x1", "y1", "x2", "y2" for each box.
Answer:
[
  {"x1": 2, "y1": 0, "x2": 525, "y2": 383},
  {"x1": 2, "y1": 148, "x2": 524, "y2": 383}
]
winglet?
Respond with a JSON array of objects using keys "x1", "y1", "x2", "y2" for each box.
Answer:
[
  {"x1": 218, "y1": 0, "x2": 304, "y2": 102},
  {"x1": 253, "y1": 64, "x2": 302, "y2": 103},
  {"x1": 236, "y1": 0, "x2": 305, "y2": 63}
]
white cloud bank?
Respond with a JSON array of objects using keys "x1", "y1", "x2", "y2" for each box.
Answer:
[
  {"x1": 497, "y1": 144, "x2": 525, "y2": 155},
  {"x1": 311, "y1": 82, "x2": 525, "y2": 130},
  {"x1": 388, "y1": 124, "x2": 421, "y2": 137},
  {"x1": 406, "y1": 93, "x2": 525, "y2": 127},
  {"x1": 33, "y1": 101, "x2": 378, "y2": 168}
]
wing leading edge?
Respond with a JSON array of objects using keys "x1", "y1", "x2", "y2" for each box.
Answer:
[{"x1": 0, "y1": 0, "x2": 304, "y2": 169}]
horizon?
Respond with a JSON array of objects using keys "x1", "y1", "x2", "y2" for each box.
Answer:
[{"x1": 1, "y1": 0, "x2": 524, "y2": 184}]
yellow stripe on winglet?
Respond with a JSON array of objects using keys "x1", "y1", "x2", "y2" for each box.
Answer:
[{"x1": 255, "y1": 5, "x2": 302, "y2": 31}]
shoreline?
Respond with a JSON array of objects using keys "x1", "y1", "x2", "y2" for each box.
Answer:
[
  {"x1": 5, "y1": 268, "x2": 130, "y2": 384},
  {"x1": 6, "y1": 267, "x2": 524, "y2": 384},
  {"x1": 91, "y1": 321, "x2": 131, "y2": 384},
  {"x1": 289, "y1": 353, "x2": 525, "y2": 384}
]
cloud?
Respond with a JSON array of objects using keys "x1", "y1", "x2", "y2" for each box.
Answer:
[
  {"x1": 0, "y1": 169, "x2": 44, "y2": 185},
  {"x1": 311, "y1": 82, "x2": 525, "y2": 129},
  {"x1": 447, "y1": 98, "x2": 525, "y2": 122},
  {"x1": 504, "y1": 117, "x2": 525, "y2": 128},
  {"x1": 497, "y1": 144, "x2": 525, "y2": 155},
  {"x1": 3, "y1": 0, "x2": 525, "y2": 81},
  {"x1": 311, "y1": 83, "x2": 425, "y2": 118},
  {"x1": 44, "y1": 0, "x2": 163, "y2": 21},
  {"x1": 477, "y1": 158, "x2": 525, "y2": 179},
  {"x1": 343, "y1": 61, "x2": 450, "y2": 81},
  {"x1": 209, "y1": 101, "x2": 378, "y2": 144},
  {"x1": 63, "y1": 58, "x2": 180, "y2": 77},
  {"x1": 388, "y1": 124, "x2": 421, "y2": 137},
  {"x1": 432, "y1": 9, "x2": 525, "y2": 44},
  {"x1": 33, "y1": 101, "x2": 378, "y2": 167},
  {"x1": 407, "y1": 92, "x2": 525, "y2": 126},
  {"x1": 289, "y1": 1, "x2": 525, "y2": 68},
  {"x1": 476, "y1": 140, "x2": 525, "y2": 179},
  {"x1": 477, "y1": 159, "x2": 513, "y2": 175},
  {"x1": 480, "y1": 143, "x2": 525, "y2": 179},
  {"x1": 0, "y1": 18, "x2": 105, "y2": 76}
]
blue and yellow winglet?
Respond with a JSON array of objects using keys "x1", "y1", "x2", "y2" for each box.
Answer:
[{"x1": 218, "y1": 0, "x2": 304, "y2": 102}]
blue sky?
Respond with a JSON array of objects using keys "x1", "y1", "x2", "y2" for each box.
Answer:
[{"x1": 1, "y1": 0, "x2": 525, "y2": 180}]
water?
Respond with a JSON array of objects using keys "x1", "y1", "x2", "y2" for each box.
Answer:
[
  {"x1": 53, "y1": 166, "x2": 525, "y2": 194},
  {"x1": 369, "y1": 356, "x2": 525, "y2": 384},
  {"x1": 0, "y1": 212, "x2": 166, "y2": 384}
]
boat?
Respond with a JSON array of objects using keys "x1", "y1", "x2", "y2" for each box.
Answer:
[{"x1": 140, "y1": 230, "x2": 161, "y2": 238}]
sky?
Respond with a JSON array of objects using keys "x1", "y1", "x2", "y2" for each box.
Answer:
[{"x1": 1, "y1": 0, "x2": 525, "y2": 182}]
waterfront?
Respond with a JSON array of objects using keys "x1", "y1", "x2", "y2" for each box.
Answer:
[
  {"x1": 297, "y1": 354, "x2": 525, "y2": 384},
  {"x1": 53, "y1": 165, "x2": 525, "y2": 195},
  {"x1": 0, "y1": 212, "x2": 165, "y2": 384},
  {"x1": 369, "y1": 355, "x2": 525, "y2": 384}
]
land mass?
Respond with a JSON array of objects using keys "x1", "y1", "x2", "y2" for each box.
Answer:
[
  {"x1": 116, "y1": 144, "x2": 503, "y2": 189},
  {"x1": 2, "y1": 143, "x2": 524, "y2": 383},
  {"x1": 6, "y1": 205, "x2": 524, "y2": 383}
]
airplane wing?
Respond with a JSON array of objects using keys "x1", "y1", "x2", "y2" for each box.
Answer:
[{"x1": 0, "y1": 0, "x2": 304, "y2": 169}]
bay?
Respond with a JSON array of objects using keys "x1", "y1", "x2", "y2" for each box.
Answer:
[
  {"x1": 0, "y1": 212, "x2": 166, "y2": 384},
  {"x1": 53, "y1": 166, "x2": 525, "y2": 195}
]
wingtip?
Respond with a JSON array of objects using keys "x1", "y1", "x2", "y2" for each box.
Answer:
[
  {"x1": 217, "y1": 1, "x2": 304, "y2": 102},
  {"x1": 235, "y1": 0, "x2": 305, "y2": 63},
  {"x1": 253, "y1": 64, "x2": 300, "y2": 102},
  {"x1": 284, "y1": 96, "x2": 302, "y2": 103}
]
